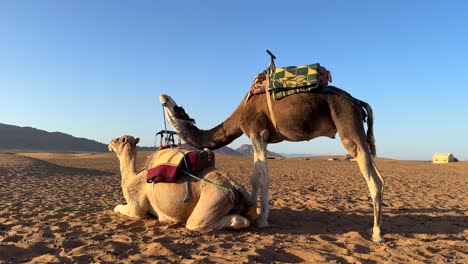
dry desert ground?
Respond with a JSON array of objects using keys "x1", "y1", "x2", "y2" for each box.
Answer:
[{"x1": 0, "y1": 151, "x2": 467, "y2": 263}]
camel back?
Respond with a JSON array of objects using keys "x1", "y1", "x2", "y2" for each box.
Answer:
[{"x1": 145, "y1": 147, "x2": 215, "y2": 183}]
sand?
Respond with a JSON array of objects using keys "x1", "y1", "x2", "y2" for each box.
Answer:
[{"x1": 0, "y1": 151, "x2": 466, "y2": 263}]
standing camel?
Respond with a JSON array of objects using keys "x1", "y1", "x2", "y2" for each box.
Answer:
[
  {"x1": 159, "y1": 84, "x2": 385, "y2": 242},
  {"x1": 108, "y1": 135, "x2": 258, "y2": 231}
]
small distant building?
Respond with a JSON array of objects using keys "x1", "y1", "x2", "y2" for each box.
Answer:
[
  {"x1": 344, "y1": 154, "x2": 356, "y2": 161},
  {"x1": 432, "y1": 153, "x2": 455, "y2": 164}
]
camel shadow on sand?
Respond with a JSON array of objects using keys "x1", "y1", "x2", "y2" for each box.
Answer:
[
  {"x1": 260, "y1": 207, "x2": 467, "y2": 239},
  {"x1": 138, "y1": 207, "x2": 467, "y2": 264}
]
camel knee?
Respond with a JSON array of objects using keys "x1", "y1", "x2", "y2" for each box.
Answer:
[
  {"x1": 185, "y1": 224, "x2": 207, "y2": 232},
  {"x1": 260, "y1": 129, "x2": 269, "y2": 142},
  {"x1": 114, "y1": 204, "x2": 124, "y2": 213},
  {"x1": 341, "y1": 137, "x2": 358, "y2": 158},
  {"x1": 367, "y1": 175, "x2": 384, "y2": 195},
  {"x1": 185, "y1": 220, "x2": 211, "y2": 232},
  {"x1": 114, "y1": 204, "x2": 145, "y2": 218},
  {"x1": 186, "y1": 215, "x2": 251, "y2": 231},
  {"x1": 363, "y1": 172, "x2": 384, "y2": 201},
  {"x1": 114, "y1": 204, "x2": 131, "y2": 216}
]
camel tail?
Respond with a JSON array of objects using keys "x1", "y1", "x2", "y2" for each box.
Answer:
[{"x1": 359, "y1": 100, "x2": 377, "y2": 157}]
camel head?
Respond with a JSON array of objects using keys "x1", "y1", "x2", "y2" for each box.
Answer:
[
  {"x1": 108, "y1": 135, "x2": 140, "y2": 158},
  {"x1": 160, "y1": 94, "x2": 196, "y2": 132}
]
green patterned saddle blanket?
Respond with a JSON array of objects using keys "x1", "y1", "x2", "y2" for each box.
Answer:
[{"x1": 269, "y1": 63, "x2": 322, "y2": 100}]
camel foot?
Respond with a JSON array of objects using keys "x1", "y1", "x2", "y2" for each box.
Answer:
[
  {"x1": 371, "y1": 226, "x2": 384, "y2": 243},
  {"x1": 114, "y1": 204, "x2": 124, "y2": 213},
  {"x1": 255, "y1": 219, "x2": 269, "y2": 228},
  {"x1": 372, "y1": 235, "x2": 385, "y2": 243}
]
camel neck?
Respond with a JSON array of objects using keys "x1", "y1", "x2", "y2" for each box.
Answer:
[
  {"x1": 119, "y1": 152, "x2": 137, "y2": 179},
  {"x1": 178, "y1": 103, "x2": 243, "y2": 150}
]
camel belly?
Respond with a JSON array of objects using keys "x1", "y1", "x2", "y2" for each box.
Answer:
[
  {"x1": 277, "y1": 127, "x2": 337, "y2": 142},
  {"x1": 260, "y1": 93, "x2": 338, "y2": 141},
  {"x1": 145, "y1": 182, "x2": 200, "y2": 222},
  {"x1": 274, "y1": 112, "x2": 337, "y2": 141}
]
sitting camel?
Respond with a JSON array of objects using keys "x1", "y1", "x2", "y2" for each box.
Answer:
[{"x1": 108, "y1": 135, "x2": 258, "y2": 231}]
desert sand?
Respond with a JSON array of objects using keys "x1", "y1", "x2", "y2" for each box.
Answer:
[{"x1": 0, "y1": 151, "x2": 466, "y2": 263}]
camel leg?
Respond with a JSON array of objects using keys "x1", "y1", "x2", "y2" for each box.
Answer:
[
  {"x1": 341, "y1": 136, "x2": 385, "y2": 242},
  {"x1": 250, "y1": 158, "x2": 260, "y2": 208},
  {"x1": 114, "y1": 204, "x2": 145, "y2": 219},
  {"x1": 250, "y1": 130, "x2": 270, "y2": 228},
  {"x1": 186, "y1": 214, "x2": 250, "y2": 231},
  {"x1": 185, "y1": 187, "x2": 250, "y2": 231}
]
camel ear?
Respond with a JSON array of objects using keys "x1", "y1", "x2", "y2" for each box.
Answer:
[
  {"x1": 122, "y1": 136, "x2": 127, "y2": 144},
  {"x1": 135, "y1": 138, "x2": 140, "y2": 145}
]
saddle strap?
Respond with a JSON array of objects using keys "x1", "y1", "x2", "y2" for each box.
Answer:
[{"x1": 265, "y1": 76, "x2": 282, "y2": 137}]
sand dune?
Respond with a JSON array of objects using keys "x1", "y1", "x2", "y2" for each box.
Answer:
[{"x1": 0, "y1": 152, "x2": 466, "y2": 263}]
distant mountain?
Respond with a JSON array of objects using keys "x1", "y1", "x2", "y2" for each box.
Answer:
[
  {"x1": 180, "y1": 143, "x2": 244, "y2": 156},
  {"x1": 0, "y1": 123, "x2": 258, "y2": 157},
  {"x1": 236, "y1": 144, "x2": 283, "y2": 158},
  {"x1": 0, "y1": 123, "x2": 107, "y2": 152},
  {"x1": 137, "y1": 146, "x2": 158, "y2": 151},
  {"x1": 214, "y1": 146, "x2": 245, "y2": 156}
]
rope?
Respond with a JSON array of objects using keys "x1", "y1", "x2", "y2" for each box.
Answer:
[
  {"x1": 321, "y1": 86, "x2": 358, "y2": 103},
  {"x1": 180, "y1": 169, "x2": 231, "y2": 192}
]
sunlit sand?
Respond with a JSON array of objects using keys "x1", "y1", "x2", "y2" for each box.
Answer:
[{"x1": 0, "y1": 152, "x2": 466, "y2": 263}]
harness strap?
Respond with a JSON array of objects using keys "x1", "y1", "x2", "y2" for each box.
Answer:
[
  {"x1": 265, "y1": 80, "x2": 277, "y2": 130},
  {"x1": 265, "y1": 71, "x2": 284, "y2": 138},
  {"x1": 168, "y1": 147, "x2": 192, "y2": 202},
  {"x1": 321, "y1": 86, "x2": 368, "y2": 122}
]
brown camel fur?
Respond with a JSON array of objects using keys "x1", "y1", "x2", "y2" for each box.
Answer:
[
  {"x1": 160, "y1": 86, "x2": 385, "y2": 242},
  {"x1": 109, "y1": 135, "x2": 258, "y2": 231}
]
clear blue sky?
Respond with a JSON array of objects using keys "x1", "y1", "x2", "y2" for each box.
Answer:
[{"x1": 1, "y1": 1, "x2": 467, "y2": 160}]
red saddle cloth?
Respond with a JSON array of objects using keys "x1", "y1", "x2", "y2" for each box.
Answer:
[{"x1": 145, "y1": 146, "x2": 215, "y2": 183}]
